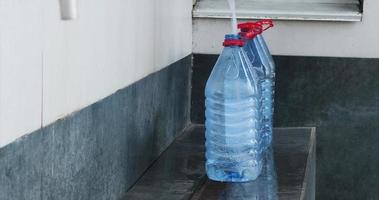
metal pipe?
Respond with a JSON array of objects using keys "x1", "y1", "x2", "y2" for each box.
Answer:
[{"x1": 59, "y1": 0, "x2": 78, "y2": 20}]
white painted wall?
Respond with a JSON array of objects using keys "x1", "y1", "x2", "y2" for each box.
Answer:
[
  {"x1": 0, "y1": 0, "x2": 44, "y2": 147},
  {"x1": 0, "y1": 0, "x2": 192, "y2": 148},
  {"x1": 193, "y1": 0, "x2": 379, "y2": 58}
]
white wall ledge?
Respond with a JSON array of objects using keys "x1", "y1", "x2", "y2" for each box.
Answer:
[{"x1": 193, "y1": 0, "x2": 362, "y2": 22}]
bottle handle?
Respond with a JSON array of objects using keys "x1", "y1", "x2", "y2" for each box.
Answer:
[{"x1": 256, "y1": 19, "x2": 274, "y2": 32}]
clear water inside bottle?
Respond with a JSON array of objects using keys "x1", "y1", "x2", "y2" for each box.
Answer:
[{"x1": 205, "y1": 40, "x2": 263, "y2": 182}]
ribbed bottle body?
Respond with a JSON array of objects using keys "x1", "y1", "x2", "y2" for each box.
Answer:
[
  {"x1": 205, "y1": 47, "x2": 263, "y2": 182},
  {"x1": 261, "y1": 78, "x2": 273, "y2": 148},
  {"x1": 257, "y1": 34, "x2": 276, "y2": 148},
  {"x1": 244, "y1": 37, "x2": 275, "y2": 149}
]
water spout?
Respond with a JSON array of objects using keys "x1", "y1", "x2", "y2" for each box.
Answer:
[
  {"x1": 227, "y1": 0, "x2": 238, "y2": 35},
  {"x1": 59, "y1": 0, "x2": 78, "y2": 20}
]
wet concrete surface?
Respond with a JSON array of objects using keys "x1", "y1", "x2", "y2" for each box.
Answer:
[{"x1": 124, "y1": 125, "x2": 315, "y2": 200}]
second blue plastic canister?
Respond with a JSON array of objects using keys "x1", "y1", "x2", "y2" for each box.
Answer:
[{"x1": 238, "y1": 21, "x2": 276, "y2": 150}]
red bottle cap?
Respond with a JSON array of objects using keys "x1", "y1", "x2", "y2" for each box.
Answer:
[
  {"x1": 223, "y1": 39, "x2": 244, "y2": 47},
  {"x1": 238, "y1": 22, "x2": 262, "y2": 40},
  {"x1": 238, "y1": 19, "x2": 274, "y2": 33},
  {"x1": 239, "y1": 31, "x2": 257, "y2": 40}
]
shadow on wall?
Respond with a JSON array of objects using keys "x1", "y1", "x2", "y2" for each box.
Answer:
[{"x1": 191, "y1": 54, "x2": 379, "y2": 200}]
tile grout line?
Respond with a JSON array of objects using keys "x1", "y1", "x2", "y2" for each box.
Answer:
[{"x1": 41, "y1": 50, "x2": 44, "y2": 129}]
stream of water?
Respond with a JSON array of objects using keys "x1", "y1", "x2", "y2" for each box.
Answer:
[{"x1": 227, "y1": 0, "x2": 238, "y2": 35}]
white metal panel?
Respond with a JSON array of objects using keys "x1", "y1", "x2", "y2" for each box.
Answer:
[
  {"x1": 0, "y1": 0, "x2": 43, "y2": 147},
  {"x1": 193, "y1": 0, "x2": 362, "y2": 21},
  {"x1": 192, "y1": 0, "x2": 379, "y2": 58}
]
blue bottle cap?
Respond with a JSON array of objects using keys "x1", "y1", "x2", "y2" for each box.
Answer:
[{"x1": 224, "y1": 34, "x2": 240, "y2": 40}]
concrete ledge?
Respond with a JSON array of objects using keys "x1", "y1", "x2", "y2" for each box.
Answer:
[{"x1": 124, "y1": 125, "x2": 316, "y2": 200}]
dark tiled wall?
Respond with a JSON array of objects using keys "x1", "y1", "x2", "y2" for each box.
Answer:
[
  {"x1": 0, "y1": 55, "x2": 192, "y2": 200},
  {"x1": 191, "y1": 54, "x2": 379, "y2": 200}
]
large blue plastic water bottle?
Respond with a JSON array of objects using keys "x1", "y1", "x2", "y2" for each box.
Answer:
[
  {"x1": 205, "y1": 34, "x2": 263, "y2": 182},
  {"x1": 238, "y1": 21, "x2": 275, "y2": 150}
]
